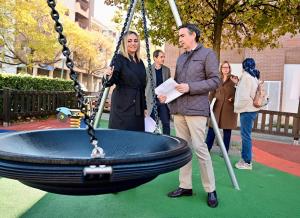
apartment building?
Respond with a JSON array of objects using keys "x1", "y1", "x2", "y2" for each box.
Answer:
[
  {"x1": 37, "y1": 0, "x2": 117, "y2": 92},
  {"x1": 60, "y1": 0, "x2": 95, "y2": 30}
]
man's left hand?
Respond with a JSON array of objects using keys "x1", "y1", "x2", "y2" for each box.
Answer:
[{"x1": 175, "y1": 83, "x2": 190, "y2": 93}]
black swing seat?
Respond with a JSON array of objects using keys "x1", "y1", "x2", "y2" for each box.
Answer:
[{"x1": 0, "y1": 129, "x2": 191, "y2": 195}]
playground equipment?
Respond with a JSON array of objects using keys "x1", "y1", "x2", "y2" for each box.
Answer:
[
  {"x1": 0, "y1": 0, "x2": 239, "y2": 196},
  {"x1": 0, "y1": 0, "x2": 192, "y2": 195}
]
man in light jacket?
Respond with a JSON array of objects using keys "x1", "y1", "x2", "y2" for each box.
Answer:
[
  {"x1": 158, "y1": 23, "x2": 220, "y2": 208},
  {"x1": 145, "y1": 50, "x2": 171, "y2": 135}
]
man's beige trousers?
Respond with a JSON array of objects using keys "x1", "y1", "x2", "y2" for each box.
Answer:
[{"x1": 174, "y1": 115, "x2": 216, "y2": 193}]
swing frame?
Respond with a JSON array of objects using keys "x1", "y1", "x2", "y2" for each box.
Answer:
[{"x1": 93, "y1": 0, "x2": 240, "y2": 190}]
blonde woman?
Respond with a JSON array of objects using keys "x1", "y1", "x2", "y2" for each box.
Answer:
[{"x1": 106, "y1": 31, "x2": 147, "y2": 131}]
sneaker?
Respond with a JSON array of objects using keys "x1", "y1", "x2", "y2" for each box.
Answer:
[{"x1": 235, "y1": 159, "x2": 252, "y2": 170}]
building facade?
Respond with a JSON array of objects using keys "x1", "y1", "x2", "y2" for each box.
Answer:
[
  {"x1": 164, "y1": 34, "x2": 300, "y2": 112},
  {"x1": 60, "y1": 0, "x2": 95, "y2": 30},
  {"x1": 54, "y1": 0, "x2": 117, "y2": 92},
  {"x1": 54, "y1": 0, "x2": 99, "y2": 92}
]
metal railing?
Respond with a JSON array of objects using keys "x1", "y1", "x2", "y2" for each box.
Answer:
[
  {"x1": 1, "y1": 88, "x2": 299, "y2": 141},
  {"x1": 252, "y1": 107, "x2": 300, "y2": 141}
]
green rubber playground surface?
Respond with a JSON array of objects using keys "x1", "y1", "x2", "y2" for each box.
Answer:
[
  {"x1": 1, "y1": 155, "x2": 300, "y2": 218},
  {"x1": 1, "y1": 120, "x2": 300, "y2": 217}
]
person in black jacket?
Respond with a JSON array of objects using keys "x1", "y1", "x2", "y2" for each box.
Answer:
[{"x1": 105, "y1": 31, "x2": 147, "y2": 132}]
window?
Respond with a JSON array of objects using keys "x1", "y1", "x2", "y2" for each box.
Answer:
[{"x1": 264, "y1": 81, "x2": 281, "y2": 111}]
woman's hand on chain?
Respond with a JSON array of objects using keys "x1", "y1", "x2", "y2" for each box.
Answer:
[{"x1": 104, "y1": 66, "x2": 114, "y2": 80}]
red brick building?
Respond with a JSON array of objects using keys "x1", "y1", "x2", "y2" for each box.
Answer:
[{"x1": 164, "y1": 34, "x2": 300, "y2": 113}]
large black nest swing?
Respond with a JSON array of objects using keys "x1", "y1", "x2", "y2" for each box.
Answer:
[
  {"x1": 0, "y1": 129, "x2": 190, "y2": 195},
  {"x1": 0, "y1": 0, "x2": 192, "y2": 195}
]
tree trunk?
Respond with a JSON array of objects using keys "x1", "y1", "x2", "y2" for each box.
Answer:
[
  {"x1": 213, "y1": 20, "x2": 223, "y2": 61},
  {"x1": 212, "y1": 0, "x2": 225, "y2": 61}
]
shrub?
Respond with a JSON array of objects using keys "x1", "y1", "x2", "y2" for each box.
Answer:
[
  {"x1": 0, "y1": 73, "x2": 75, "y2": 123},
  {"x1": 0, "y1": 73, "x2": 74, "y2": 91}
]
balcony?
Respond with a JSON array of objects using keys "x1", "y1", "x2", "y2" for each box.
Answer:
[{"x1": 75, "y1": 0, "x2": 89, "y2": 18}]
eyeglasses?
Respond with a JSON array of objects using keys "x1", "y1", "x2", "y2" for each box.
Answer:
[{"x1": 221, "y1": 66, "x2": 230, "y2": 69}]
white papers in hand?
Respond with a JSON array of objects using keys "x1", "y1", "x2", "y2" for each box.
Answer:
[
  {"x1": 144, "y1": 116, "x2": 156, "y2": 132},
  {"x1": 154, "y1": 78, "x2": 183, "y2": 103}
]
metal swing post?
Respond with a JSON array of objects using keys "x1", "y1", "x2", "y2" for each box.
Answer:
[
  {"x1": 93, "y1": 0, "x2": 139, "y2": 128},
  {"x1": 167, "y1": 0, "x2": 240, "y2": 190}
]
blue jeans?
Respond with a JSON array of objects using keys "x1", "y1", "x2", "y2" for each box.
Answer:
[
  {"x1": 240, "y1": 112, "x2": 257, "y2": 163},
  {"x1": 151, "y1": 103, "x2": 170, "y2": 135},
  {"x1": 205, "y1": 127, "x2": 232, "y2": 152}
]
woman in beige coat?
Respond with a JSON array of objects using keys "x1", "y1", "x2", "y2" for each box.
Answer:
[
  {"x1": 206, "y1": 61, "x2": 238, "y2": 152},
  {"x1": 234, "y1": 58, "x2": 260, "y2": 170}
]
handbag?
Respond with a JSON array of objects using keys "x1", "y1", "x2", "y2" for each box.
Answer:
[{"x1": 253, "y1": 80, "x2": 269, "y2": 108}]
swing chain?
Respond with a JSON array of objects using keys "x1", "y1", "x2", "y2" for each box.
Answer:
[
  {"x1": 47, "y1": 0, "x2": 104, "y2": 158},
  {"x1": 141, "y1": 0, "x2": 161, "y2": 134},
  {"x1": 89, "y1": 0, "x2": 135, "y2": 126}
]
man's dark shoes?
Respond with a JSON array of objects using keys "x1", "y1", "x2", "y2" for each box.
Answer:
[
  {"x1": 167, "y1": 187, "x2": 193, "y2": 198},
  {"x1": 207, "y1": 190, "x2": 218, "y2": 208}
]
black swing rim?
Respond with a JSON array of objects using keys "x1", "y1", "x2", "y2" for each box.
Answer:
[{"x1": 0, "y1": 129, "x2": 190, "y2": 165}]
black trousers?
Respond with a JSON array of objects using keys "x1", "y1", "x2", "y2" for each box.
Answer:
[{"x1": 205, "y1": 127, "x2": 232, "y2": 152}]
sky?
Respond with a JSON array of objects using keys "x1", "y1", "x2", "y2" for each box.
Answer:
[{"x1": 94, "y1": 0, "x2": 118, "y2": 27}]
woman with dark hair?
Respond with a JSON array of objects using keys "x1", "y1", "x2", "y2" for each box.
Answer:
[
  {"x1": 105, "y1": 31, "x2": 147, "y2": 131},
  {"x1": 206, "y1": 61, "x2": 238, "y2": 153},
  {"x1": 234, "y1": 58, "x2": 260, "y2": 170}
]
